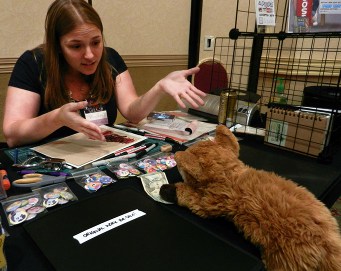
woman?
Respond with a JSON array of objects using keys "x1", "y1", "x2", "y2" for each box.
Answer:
[{"x1": 3, "y1": 0, "x2": 205, "y2": 147}]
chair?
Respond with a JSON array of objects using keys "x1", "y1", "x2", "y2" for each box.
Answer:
[{"x1": 192, "y1": 58, "x2": 228, "y2": 95}]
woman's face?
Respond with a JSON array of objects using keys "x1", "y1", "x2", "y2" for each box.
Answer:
[{"x1": 59, "y1": 23, "x2": 103, "y2": 76}]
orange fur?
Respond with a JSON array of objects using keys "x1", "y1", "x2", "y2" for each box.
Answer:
[{"x1": 165, "y1": 125, "x2": 341, "y2": 271}]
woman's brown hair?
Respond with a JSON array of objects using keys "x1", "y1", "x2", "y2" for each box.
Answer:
[{"x1": 43, "y1": 0, "x2": 114, "y2": 110}]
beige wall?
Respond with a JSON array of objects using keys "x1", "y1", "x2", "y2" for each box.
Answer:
[
  {"x1": 199, "y1": 0, "x2": 236, "y2": 60},
  {"x1": 95, "y1": 0, "x2": 192, "y2": 55},
  {"x1": 0, "y1": 0, "x2": 194, "y2": 58},
  {"x1": 0, "y1": 0, "x2": 234, "y2": 58},
  {"x1": 0, "y1": 0, "x2": 235, "y2": 143}
]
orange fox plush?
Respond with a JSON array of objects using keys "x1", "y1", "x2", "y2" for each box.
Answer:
[{"x1": 160, "y1": 125, "x2": 341, "y2": 271}]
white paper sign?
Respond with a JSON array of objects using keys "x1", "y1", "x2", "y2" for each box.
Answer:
[
  {"x1": 73, "y1": 209, "x2": 146, "y2": 244},
  {"x1": 320, "y1": 0, "x2": 341, "y2": 14},
  {"x1": 255, "y1": 0, "x2": 276, "y2": 26}
]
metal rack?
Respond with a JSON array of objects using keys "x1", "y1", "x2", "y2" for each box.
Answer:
[{"x1": 211, "y1": 0, "x2": 341, "y2": 162}]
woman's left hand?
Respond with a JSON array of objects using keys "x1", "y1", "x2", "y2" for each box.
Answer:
[{"x1": 158, "y1": 67, "x2": 206, "y2": 108}]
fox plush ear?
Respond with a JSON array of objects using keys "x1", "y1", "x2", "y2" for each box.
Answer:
[{"x1": 214, "y1": 125, "x2": 240, "y2": 156}]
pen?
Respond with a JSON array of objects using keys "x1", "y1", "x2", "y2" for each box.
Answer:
[{"x1": 113, "y1": 124, "x2": 146, "y2": 134}]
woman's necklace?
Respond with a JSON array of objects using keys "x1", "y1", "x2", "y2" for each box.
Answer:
[
  {"x1": 65, "y1": 76, "x2": 91, "y2": 102},
  {"x1": 69, "y1": 89, "x2": 92, "y2": 103}
]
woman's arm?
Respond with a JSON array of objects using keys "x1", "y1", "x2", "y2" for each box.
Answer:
[
  {"x1": 3, "y1": 87, "x2": 105, "y2": 147},
  {"x1": 115, "y1": 67, "x2": 206, "y2": 124}
]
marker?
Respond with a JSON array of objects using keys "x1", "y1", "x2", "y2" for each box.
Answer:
[
  {"x1": 92, "y1": 143, "x2": 158, "y2": 167},
  {"x1": 135, "y1": 143, "x2": 158, "y2": 159},
  {"x1": 122, "y1": 144, "x2": 151, "y2": 154},
  {"x1": 92, "y1": 144, "x2": 151, "y2": 167},
  {"x1": 114, "y1": 143, "x2": 152, "y2": 156},
  {"x1": 114, "y1": 145, "x2": 136, "y2": 155},
  {"x1": 113, "y1": 140, "x2": 145, "y2": 155},
  {"x1": 14, "y1": 148, "x2": 19, "y2": 164},
  {"x1": 92, "y1": 156, "x2": 130, "y2": 167},
  {"x1": 113, "y1": 124, "x2": 180, "y2": 144},
  {"x1": 144, "y1": 134, "x2": 180, "y2": 144},
  {"x1": 113, "y1": 124, "x2": 146, "y2": 134}
]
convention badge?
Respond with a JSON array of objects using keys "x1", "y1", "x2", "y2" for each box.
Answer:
[
  {"x1": 89, "y1": 173, "x2": 103, "y2": 181},
  {"x1": 137, "y1": 159, "x2": 156, "y2": 171},
  {"x1": 58, "y1": 198, "x2": 69, "y2": 205},
  {"x1": 99, "y1": 176, "x2": 114, "y2": 186},
  {"x1": 9, "y1": 208, "x2": 28, "y2": 225},
  {"x1": 53, "y1": 187, "x2": 68, "y2": 193},
  {"x1": 27, "y1": 206, "x2": 45, "y2": 214},
  {"x1": 144, "y1": 166, "x2": 158, "y2": 173},
  {"x1": 165, "y1": 159, "x2": 177, "y2": 168},
  {"x1": 73, "y1": 167, "x2": 114, "y2": 192},
  {"x1": 119, "y1": 163, "x2": 130, "y2": 170},
  {"x1": 136, "y1": 160, "x2": 146, "y2": 170},
  {"x1": 85, "y1": 181, "x2": 102, "y2": 192},
  {"x1": 115, "y1": 169, "x2": 130, "y2": 178},
  {"x1": 83, "y1": 175, "x2": 94, "y2": 183},
  {"x1": 20, "y1": 199, "x2": 29, "y2": 207},
  {"x1": 84, "y1": 173, "x2": 101, "y2": 183},
  {"x1": 144, "y1": 158, "x2": 157, "y2": 166},
  {"x1": 156, "y1": 164, "x2": 168, "y2": 171},
  {"x1": 60, "y1": 191, "x2": 74, "y2": 201},
  {"x1": 21, "y1": 204, "x2": 34, "y2": 211},
  {"x1": 28, "y1": 197, "x2": 39, "y2": 206},
  {"x1": 5, "y1": 201, "x2": 22, "y2": 213},
  {"x1": 44, "y1": 192, "x2": 61, "y2": 199},
  {"x1": 128, "y1": 168, "x2": 141, "y2": 176},
  {"x1": 43, "y1": 198, "x2": 59, "y2": 208}
]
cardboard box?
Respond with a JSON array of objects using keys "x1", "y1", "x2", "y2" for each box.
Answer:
[{"x1": 265, "y1": 107, "x2": 331, "y2": 157}]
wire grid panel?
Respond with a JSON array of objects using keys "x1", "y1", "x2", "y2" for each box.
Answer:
[
  {"x1": 213, "y1": 37, "x2": 253, "y2": 92},
  {"x1": 212, "y1": 0, "x2": 341, "y2": 159},
  {"x1": 234, "y1": 0, "x2": 288, "y2": 33}
]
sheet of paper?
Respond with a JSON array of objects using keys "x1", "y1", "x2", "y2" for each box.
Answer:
[
  {"x1": 73, "y1": 209, "x2": 146, "y2": 244},
  {"x1": 32, "y1": 125, "x2": 146, "y2": 168},
  {"x1": 142, "y1": 119, "x2": 198, "y2": 135},
  {"x1": 255, "y1": 0, "x2": 276, "y2": 26}
]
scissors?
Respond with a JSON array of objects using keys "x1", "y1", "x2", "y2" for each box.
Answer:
[
  {"x1": 12, "y1": 156, "x2": 66, "y2": 170},
  {"x1": 12, "y1": 173, "x2": 66, "y2": 188}
]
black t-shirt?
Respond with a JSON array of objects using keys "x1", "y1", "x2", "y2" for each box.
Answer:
[{"x1": 8, "y1": 47, "x2": 127, "y2": 141}]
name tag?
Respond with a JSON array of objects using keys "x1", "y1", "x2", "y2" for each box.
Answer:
[{"x1": 84, "y1": 104, "x2": 108, "y2": 126}]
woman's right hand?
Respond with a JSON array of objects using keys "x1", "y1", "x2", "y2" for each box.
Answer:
[{"x1": 57, "y1": 101, "x2": 105, "y2": 141}]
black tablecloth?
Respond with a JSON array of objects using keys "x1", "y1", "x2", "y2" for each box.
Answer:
[{"x1": 1, "y1": 135, "x2": 340, "y2": 271}]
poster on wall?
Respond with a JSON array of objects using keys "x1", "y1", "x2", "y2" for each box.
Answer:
[{"x1": 287, "y1": 0, "x2": 341, "y2": 32}]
